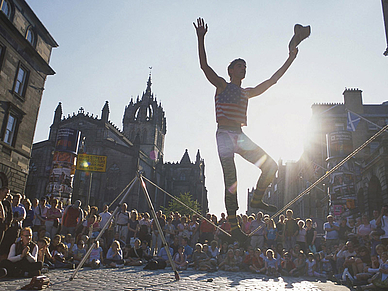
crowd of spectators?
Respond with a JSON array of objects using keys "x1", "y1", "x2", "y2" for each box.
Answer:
[{"x1": 0, "y1": 187, "x2": 388, "y2": 290}]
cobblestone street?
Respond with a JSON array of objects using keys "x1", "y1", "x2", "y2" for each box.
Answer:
[{"x1": 0, "y1": 266, "x2": 351, "y2": 290}]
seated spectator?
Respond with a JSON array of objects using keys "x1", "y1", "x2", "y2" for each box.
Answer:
[
  {"x1": 181, "y1": 237, "x2": 193, "y2": 262},
  {"x1": 0, "y1": 227, "x2": 42, "y2": 278},
  {"x1": 52, "y1": 242, "x2": 74, "y2": 269},
  {"x1": 37, "y1": 237, "x2": 54, "y2": 270},
  {"x1": 208, "y1": 240, "x2": 219, "y2": 268},
  {"x1": 105, "y1": 240, "x2": 125, "y2": 268},
  {"x1": 306, "y1": 253, "x2": 325, "y2": 278},
  {"x1": 64, "y1": 234, "x2": 77, "y2": 256},
  {"x1": 356, "y1": 254, "x2": 381, "y2": 282},
  {"x1": 73, "y1": 240, "x2": 87, "y2": 266},
  {"x1": 357, "y1": 255, "x2": 388, "y2": 290},
  {"x1": 173, "y1": 245, "x2": 188, "y2": 270},
  {"x1": 234, "y1": 248, "x2": 243, "y2": 270},
  {"x1": 140, "y1": 241, "x2": 152, "y2": 261},
  {"x1": 248, "y1": 248, "x2": 265, "y2": 274},
  {"x1": 125, "y1": 238, "x2": 143, "y2": 266},
  {"x1": 49, "y1": 234, "x2": 62, "y2": 255},
  {"x1": 156, "y1": 243, "x2": 174, "y2": 265},
  {"x1": 87, "y1": 239, "x2": 103, "y2": 269},
  {"x1": 336, "y1": 241, "x2": 357, "y2": 275},
  {"x1": 192, "y1": 243, "x2": 212, "y2": 271},
  {"x1": 281, "y1": 252, "x2": 296, "y2": 276},
  {"x1": 289, "y1": 251, "x2": 306, "y2": 277},
  {"x1": 264, "y1": 249, "x2": 279, "y2": 277},
  {"x1": 370, "y1": 231, "x2": 382, "y2": 256}
]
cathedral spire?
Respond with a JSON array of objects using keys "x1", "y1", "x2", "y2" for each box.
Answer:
[
  {"x1": 145, "y1": 67, "x2": 152, "y2": 97},
  {"x1": 53, "y1": 102, "x2": 62, "y2": 124},
  {"x1": 101, "y1": 101, "x2": 110, "y2": 122}
]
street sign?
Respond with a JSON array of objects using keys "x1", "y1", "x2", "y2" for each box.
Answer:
[{"x1": 76, "y1": 154, "x2": 107, "y2": 172}]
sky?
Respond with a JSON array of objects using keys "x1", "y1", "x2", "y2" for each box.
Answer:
[{"x1": 27, "y1": 0, "x2": 388, "y2": 216}]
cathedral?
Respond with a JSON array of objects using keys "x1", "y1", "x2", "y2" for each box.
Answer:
[{"x1": 25, "y1": 75, "x2": 208, "y2": 213}]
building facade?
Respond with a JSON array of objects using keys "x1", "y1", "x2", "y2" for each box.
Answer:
[
  {"x1": 0, "y1": 0, "x2": 57, "y2": 193},
  {"x1": 26, "y1": 76, "x2": 208, "y2": 213}
]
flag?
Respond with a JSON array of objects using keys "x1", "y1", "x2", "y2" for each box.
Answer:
[{"x1": 347, "y1": 111, "x2": 361, "y2": 131}]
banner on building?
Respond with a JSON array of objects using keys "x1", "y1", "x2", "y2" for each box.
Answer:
[{"x1": 76, "y1": 154, "x2": 107, "y2": 172}]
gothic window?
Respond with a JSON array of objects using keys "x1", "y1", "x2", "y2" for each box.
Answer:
[
  {"x1": 106, "y1": 163, "x2": 120, "y2": 190},
  {"x1": 0, "y1": 0, "x2": 11, "y2": 19},
  {"x1": 26, "y1": 26, "x2": 35, "y2": 46}
]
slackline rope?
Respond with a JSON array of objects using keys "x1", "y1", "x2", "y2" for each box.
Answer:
[{"x1": 248, "y1": 123, "x2": 388, "y2": 237}]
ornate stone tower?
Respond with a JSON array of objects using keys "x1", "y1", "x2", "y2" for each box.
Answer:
[{"x1": 122, "y1": 74, "x2": 166, "y2": 162}]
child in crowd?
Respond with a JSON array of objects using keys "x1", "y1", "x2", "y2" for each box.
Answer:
[
  {"x1": 88, "y1": 240, "x2": 103, "y2": 269},
  {"x1": 52, "y1": 243, "x2": 74, "y2": 269},
  {"x1": 73, "y1": 240, "x2": 87, "y2": 266},
  {"x1": 192, "y1": 243, "x2": 212, "y2": 271},
  {"x1": 173, "y1": 245, "x2": 188, "y2": 270},
  {"x1": 290, "y1": 251, "x2": 306, "y2": 277}
]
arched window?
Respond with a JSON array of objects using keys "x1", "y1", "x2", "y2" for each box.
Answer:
[
  {"x1": 1, "y1": 0, "x2": 11, "y2": 19},
  {"x1": 26, "y1": 26, "x2": 35, "y2": 46}
]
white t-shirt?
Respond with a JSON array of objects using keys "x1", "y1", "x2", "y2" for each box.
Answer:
[{"x1": 380, "y1": 215, "x2": 388, "y2": 239}]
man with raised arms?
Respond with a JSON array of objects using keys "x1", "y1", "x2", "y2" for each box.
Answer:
[{"x1": 194, "y1": 17, "x2": 309, "y2": 242}]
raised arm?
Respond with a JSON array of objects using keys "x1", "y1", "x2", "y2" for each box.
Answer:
[
  {"x1": 246, "y1": 48, "x2": 298, "y2": 98},
  {"x1": 194, "y1": 18, "x2": 227, "y2": 91}
]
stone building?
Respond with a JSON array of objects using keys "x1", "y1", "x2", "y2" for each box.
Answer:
[
  {"x1": 0, "y1": 0, "x2": 57, "y2": 193},
  {"x1": 26, "y1": 76, "x2": 208, "y2": 213}
]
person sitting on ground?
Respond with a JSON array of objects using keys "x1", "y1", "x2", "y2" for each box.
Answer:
[
  {"x1": 125, "y1": 238, "x2": 143, "y2": 266},
  {"x1": 52, "y1": 242, "x2": 74, "y2": 269},
  {"x1": 88, "y1": 240, "x2": 103, "y2": 269},
  {"x1": 140, "y1": 241, "x2": 152, "y2": 261},
  {"x1": 357, "y1": 254, "x2": 388, "y2": 290},
  {"x1": 208, "y1": 240, "x2": 219, "y2": 268},
  {"x1": 281, "y1": 252, "x2": 296, "y2": 276},
  {"x1": 105, "y1": 240, "x2": 125, "y2": 268},
  {"x1": 306, "y1": 252, "x2": 325, "y2": 278},
  {"x1": 192, "y1": 243, "x2": 212, "y2": 271},
  {"x1": 219, "y1": 249, "x2": 240, "y2": 272},
  {"x1": 181, "y1": 237, "x2": 193, "y2": 262},
  {"x1": 249, "y1": 247, "x2": 265, "y2": 274},
  {"x1": 73, "y1": 240, "x2": 86, "y2": 266},
  {"x1": 242, "y1": 246, "x2": 255, "y2": 272},
  {"x1": 173, "y1": 245, "x2": 188, "y2": 270},
  {"x1": 0, "y1": 227, "x2": 42, "y2": 278},
  {"x1": 264, "y1": 249, "x2": 279, "y2": 277},
  {"x1": 355, "y1": 254, "x2": 382, "y2": 282},
  {"x1": 64, "y1": 233, "x2": 77, "y2": 257},
  {"x1": 49, "y1": 234, "x2": 62, "y2": 255},
  {"x1": 37, "y1": 237, "x2": 54, "y2": 270},
  {"x1": 156, "y1": 242, "x2": 174, "y2": 266},
  {"x1": 290, "y1": 250, "x2": 307, "y2": 277},
  {"x1": 234, "y1": 248, "x2": 243, "y2": 270}
]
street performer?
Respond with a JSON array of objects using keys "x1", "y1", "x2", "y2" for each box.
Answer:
[{"x1": 193, "y1": 17, "x2": 310, "y2": 242}]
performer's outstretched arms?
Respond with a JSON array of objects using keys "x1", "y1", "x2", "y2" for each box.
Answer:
[
  {"x1": 194, "y1": 18, "x2": 227, "y2": 92},
  {"x1": 247, "y1": 48, "x2": 298, "y2": 98}
]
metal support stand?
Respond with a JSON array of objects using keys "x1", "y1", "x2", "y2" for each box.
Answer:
[
  {"x1": 139, "y1": 174, "x2": 180, "y2": 281},
  {"x1": 70, "y1": 176, "x2": 139, "y2": 280}
]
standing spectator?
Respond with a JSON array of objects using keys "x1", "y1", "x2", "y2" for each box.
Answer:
[
  {"x1": 188, "y1": 215, "x2": 199, "y2": 247},
  {"x1": 305, "y1": 218, "x2": 317, "y2": 253},
  {"x1": 0, "y1": 187, "x2": 12, "y2": 251},
  {"x1": 377, "y1": 205, "x2": 388, "y2": 247},
  {"x1": 115, "y1": 203, "x2": 130, "y2": 243},
  {"x1": 323, "y1": 215, "x2": 339, "y2": 249},
  {"x1": 164, "y1": 217, "x2": 176, "y2": 245},
  {"x1": 98, "y1": 204, "x2": 112, "y2": 245},
  {"x1": 218, "y1": 213, "x2": 227, "y2": 225},
  {"x1": 370, "y1": 209, "x2": 380, "y2": 229},
  {"x1": 276, "y1": 214, "x2": 285, "y2": 245},
  {"x1": 138, "y1": 212, "x2": 151, "y2": 246},
  {"x1": 151, "y1": 210, "x2": 165, "y2": 256},
  {"x1": 128, "y1": 210, "x2": 139, "y2": 245},
  {"x1": 33, "y1": 198, "x2": 48, "y2": 233},
  {"x1": 250, "y1": 212, "x2": 265, "y2": 249},
  {"x1": 199, "y1": 213, "x2": 215, "y2": 244},
  {"x1": 265, "y1": 218, "x2": 278, "y2": 250},
  {"x1": 295, "y1": 220, "x2": 307, "y2": 253},
  {"x1": 1, "y1": 194, "x2": 25, "y2": 257},
  {"x1": 338, "y1": 217, "x2": 350, "y2": 244},
  {"x1": 45, "y1": 198, "x2": 62, "y2": 239},
  {"x1": 172, "y1": 212, "x2": 181, "y2": 230},
  {"x1": 241, "y1": 215, "x2": 250, "y2": 234},
  {"x1": 284, "y1": 209, "x2": 298, "y2": 251},
  {"x1": 22, "y1": 199, "x2": 34, "y2": 228},
  {"x1": 357, "y1": 214, "x2": 373, "y2": 244},
  {"x1": 0, "y1": 227, "x2": 42, "y2": 278},
  {"x1": 61, "y1": 200, "x2": 84, "y2": 236}
]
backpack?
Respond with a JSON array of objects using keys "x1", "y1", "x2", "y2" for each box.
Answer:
[{"x1": 143, "y1": 258, "x2": 167, "y2": 270}]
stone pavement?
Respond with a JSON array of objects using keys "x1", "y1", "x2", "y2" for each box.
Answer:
[{"x1": 0, "y1": 266, "x2": 351, "y2": 290}]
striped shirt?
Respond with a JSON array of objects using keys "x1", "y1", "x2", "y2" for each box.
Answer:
[{"x1": 215, "y1": 83, "x2": 249, "y2": 126}]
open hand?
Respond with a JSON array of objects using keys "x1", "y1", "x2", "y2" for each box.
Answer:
[{"x1": 193, "y1": 17, "x2": 208, "y2": 38}]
